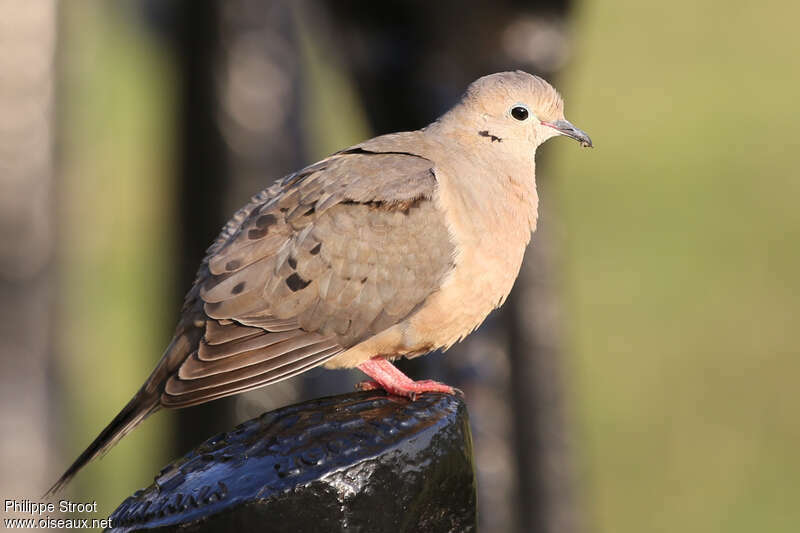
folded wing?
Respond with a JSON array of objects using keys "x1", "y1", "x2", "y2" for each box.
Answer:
[{"x1": 160, "y1": 148, "x2": 456, "y2": 408}]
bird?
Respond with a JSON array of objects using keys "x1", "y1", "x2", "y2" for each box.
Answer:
[{"x1": 48, "y1": 70, "x2": 591, "y2": 494}]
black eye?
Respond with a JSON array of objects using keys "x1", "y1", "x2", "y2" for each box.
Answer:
[{"x1": 511, "y1": 106, "x2": 529, "y2": 121}]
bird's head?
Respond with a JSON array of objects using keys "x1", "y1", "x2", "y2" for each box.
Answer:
[{"x1": 442, "y1": 71, "x2": 592, "y2": 152}]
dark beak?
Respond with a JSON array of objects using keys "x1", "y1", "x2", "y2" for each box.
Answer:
[{"x1": 542, "y1": 119, "x2": 593, "y2": 148}]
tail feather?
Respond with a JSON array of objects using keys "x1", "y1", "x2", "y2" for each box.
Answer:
[{"x1": 45, "y1": 391, "x2": 159, "y2": 496}]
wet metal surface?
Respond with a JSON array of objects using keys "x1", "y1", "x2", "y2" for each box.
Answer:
[{"x1": 108, "y1": 391, "x2": 475, "y2": 532}]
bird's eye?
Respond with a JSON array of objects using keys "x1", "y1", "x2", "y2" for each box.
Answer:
[{"x1": 511, "y1": 105, "x2": 529, "y2": 121}]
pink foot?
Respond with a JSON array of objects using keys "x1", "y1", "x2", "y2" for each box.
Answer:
[{"x1": 356, "y1": 358, "x2": 459, "y2": 400}]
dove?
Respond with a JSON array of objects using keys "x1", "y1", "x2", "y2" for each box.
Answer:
[{"x1": 48, "y1": 70, "x2": 591, "y2": 494}]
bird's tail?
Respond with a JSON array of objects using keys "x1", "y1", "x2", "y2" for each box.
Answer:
[{"x1": 45, "y1": 390, "x2": 159, "y2": 496}]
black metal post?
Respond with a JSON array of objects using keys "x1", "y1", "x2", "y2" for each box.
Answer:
[{"x1": 109, "y1": 392, "x2": 476, "y2": 532}]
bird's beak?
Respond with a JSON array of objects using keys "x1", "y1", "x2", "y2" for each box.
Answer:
[{"x1": 541, "y1": 119, "x2": 593, "y2": 148}]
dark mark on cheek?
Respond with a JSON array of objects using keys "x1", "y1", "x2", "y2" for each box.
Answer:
[{"x1": 478, "y1": 130, "x2": 502, "y2": 143}]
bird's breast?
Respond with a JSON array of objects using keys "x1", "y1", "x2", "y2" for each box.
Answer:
[
  {"x1": 403, "y1": 166, "x2": 538, "y2": 351},
  {"x1": 324, "y1": 161, "x2": 539, "y2": 368}
]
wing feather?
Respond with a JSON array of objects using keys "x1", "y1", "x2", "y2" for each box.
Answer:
[
  {"x1": 156, "y1": 145, "x2": 455, "y2": 408},
  {"x1": 161, "y1": 346, "x2": 342, "y2": 408},
  {"x1": 180, "y1": 333, "x2": 332, "y2": 379},
  {"x1": 166, "y1": 340, "x2": 339, "y2": 396},
  {"x1": 196, "y1": 329, "x2": 305, "y2": 361}
]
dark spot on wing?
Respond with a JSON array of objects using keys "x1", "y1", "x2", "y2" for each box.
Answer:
[
  {"x1": 232, "y1": 282, "x2": 246, "y2": 294},
  {"x1": 286, "y1": 273, "x2": 311, "y2": 292},
  {"x1": 303, "y1": 206, "x2": 315, "y2": 216},
  {"x1": 342, "y1": 197, "x2": 423, "y2": 212},
  {"x1": 478, "y1": 130, "x2": 502, "y2": 142},
  {"x1": 225, "y1": 259, "x2": 241, "y2": 271},
  {"x1": 310, "y1": 243, "x2": 322, "y2": 255},
  {"x1": 287, "y1": 256, "x2": 297, "y2": 269},
  {"x1": 248, "y1": 228, "x2": 267, "y2": 239},
  {"x1": 256, "y1": 214, "x2": 277, "y2": 229}
]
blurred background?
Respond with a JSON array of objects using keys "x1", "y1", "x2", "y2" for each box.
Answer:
[{"x1": 1, "y1": 0, "x2": 798, "y2": 532}]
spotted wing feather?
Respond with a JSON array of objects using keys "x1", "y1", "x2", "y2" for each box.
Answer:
[{"x1": 160, "y1": 149, "x2": 455, "y2": 408}]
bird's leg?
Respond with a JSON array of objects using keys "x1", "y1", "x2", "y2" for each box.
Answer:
[{"x1": 356, "y1": 357, "x2": 457, "y2": 399}]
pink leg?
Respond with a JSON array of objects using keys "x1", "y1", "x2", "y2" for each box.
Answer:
[{"x1": 356, "y1": 357, "x2": 458, "y2": 399}]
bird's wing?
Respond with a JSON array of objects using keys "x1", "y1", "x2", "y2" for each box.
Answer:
[{"x1": 159, "y1": 147, "x2": 456, "y2": 408}]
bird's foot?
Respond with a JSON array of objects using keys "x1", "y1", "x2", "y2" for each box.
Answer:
[{"x1": 356, "y1": 358, "x2": 460, "y2": 400}]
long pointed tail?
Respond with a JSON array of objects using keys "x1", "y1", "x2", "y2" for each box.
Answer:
[{"x1": 45, "y1": 390, "x2": 159, "y2": 496}]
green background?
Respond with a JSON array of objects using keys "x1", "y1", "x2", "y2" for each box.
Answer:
[
  {"x1": 57, "y1": 1, "x2": 800, "y2": 531},
  {"x1": 556, "y1": 1, "x2": 800, "y2": 531}
]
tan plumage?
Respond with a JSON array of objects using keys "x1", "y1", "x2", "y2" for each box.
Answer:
[{"x1": 49, "y1": 71, "x2": 591, "y2": 494}]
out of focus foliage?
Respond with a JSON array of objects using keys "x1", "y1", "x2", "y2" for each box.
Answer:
[
  {"x1": 554, "y1": 1, "x2": 800, "y2": 531},
  {"x1": 58, "y1": 1, "x2": 175, "y2": 514},
  {"x1": 40, "y1": 0, "x2": 800, "y2": 530}
]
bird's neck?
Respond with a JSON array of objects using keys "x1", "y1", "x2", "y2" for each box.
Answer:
[{"x1": 425, "y1": 125, "x2": 540, "y2": 235}]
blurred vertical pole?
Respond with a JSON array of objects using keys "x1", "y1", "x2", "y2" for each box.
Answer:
[
  {"x1": 214, "y1": 0, "x2": 307, "y2": 420},
  {"x1": 506, "y1": 201, "x2": 577, "y2": 533},
  {"x1": 499, "y1": 8, "x2": 580, "y2": 531},
  {"x1": 171, "y1": 0, "x2": 232, "y2": 454},
  {"x1": 0, "y1": 0, "x2": 57, "y2": 494},
  {"x1": 0, "y1": 0, "x2": 57, "y2": 497},
  {"x1": 169, "y1": 0, "x2": 307, "y2": 452},
  {"x1": 318, "y1": 1, "x2": 579, "y2": 532}
]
